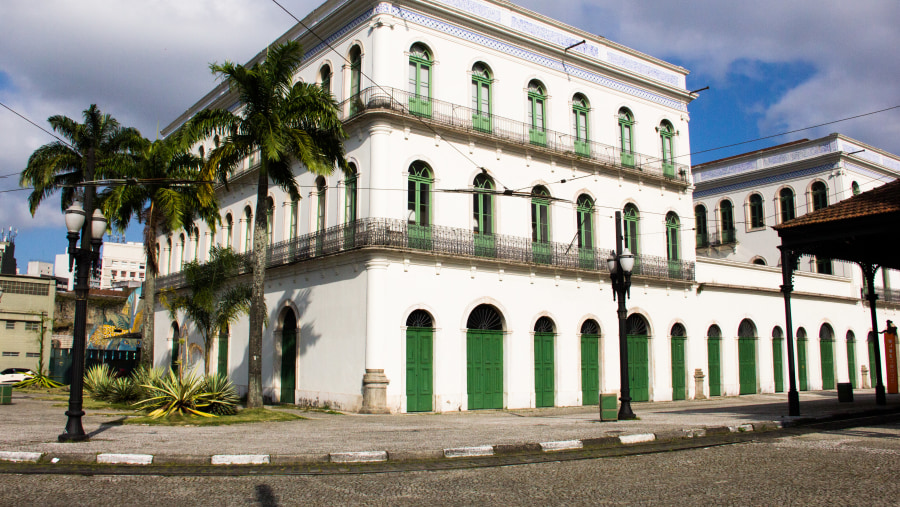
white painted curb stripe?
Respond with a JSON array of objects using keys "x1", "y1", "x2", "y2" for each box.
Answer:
[
  {"x1": 97, "y1": 453, "x2": 153, "y2": 465},
  {"x1": 444, "y1": 446, "x2": 494, "y2": 458},
  {"x1": 0, "y1": 451, "x2": 42, "y2": 463},
  {"x1": 737, "y1": 423, "x2": 754, "y2": 432},
  {"x1": 211, "y1": 454, "x2": 269, "y2": 465},
  {"x1": 619, "y1": 433, "x2": 656, "y2": 445},
  {"x1": 540, "y1": 440, "x2": 583, "y2": 452},
  {"x1": 330, "y1": 451, "x2": 388, "y2": 463}
]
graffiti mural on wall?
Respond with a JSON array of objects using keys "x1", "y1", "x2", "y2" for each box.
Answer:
[{"x1": 87, "y1": 287, "x2": 143, "y2": 351}]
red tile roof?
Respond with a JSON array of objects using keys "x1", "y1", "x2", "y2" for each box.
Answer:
[{"x1": 774, "y1": 178, "x2": 900, "y2": 230}]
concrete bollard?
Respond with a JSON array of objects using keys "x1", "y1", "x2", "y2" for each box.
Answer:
[
  {"x1": 861, "y1": 365, "x2": 870, "y2": 389},
  {"x1": 694, "y1": 369, "x2": 706, "y2": 400}
]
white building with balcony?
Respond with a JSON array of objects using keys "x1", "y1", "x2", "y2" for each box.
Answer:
[{"x1": 153, "y1": 0, "x2": 899, "y2": 413}]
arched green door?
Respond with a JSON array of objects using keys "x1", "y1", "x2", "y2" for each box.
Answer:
[
  {"x1": 708, "y1": 325, "x2": 722, "y2": 397},
  {"x1": 281, "y1": 311, "x2": 297, "y2": 404},
  {"x1": 406, "y1": 310, "x2": 434, "y2": 412},
  {"x1": 473, "y1": 174, "x2": 496, "y2": 258},
  {"x1": 868, "y1": 333, "x2": 877, "y2": 387},
  {"x1": 467, "y1": 305, "x2": 504, "y2": 410},
  {"x1": 820, "y1": 325, "x2": 835, "y2": 390},
  {"x1": 846, "y1": 332, "x2": 857, "y2": 388},
  {"x1": 408, "y1": 162, "x2": 433, "y2": 250},
  {"x1": 534, "y1": 317, "x2": 555, "y2": 408},
  {"x1": 217, "y1": 326, "x2": 228, "y2": 375},
  {"x1": 797, "y1": 329, "x2": 808, "y2": 391},
  {"x1": 531, "y1": 186, "x2": 551, "y2": 264},
  {"x1": 580, "y1": 320, "x2": 600, "y2": 406},
  {"x1": 773, "y1": 327, "x2": 784, "y2": 393},
  {"x1": 170, "y1": 323, "x2": 180, "y2": 373},
  {"x1": 627, "y1": 315, "x2": 650, "y2": 402},
  {"x1": 671, "y1": 324, "x2": 686, "y2": 401},
  {"x1": 738, "y1": 319, "x2": 757, "y2": 395}
]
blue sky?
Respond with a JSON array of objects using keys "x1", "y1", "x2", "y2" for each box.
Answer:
[{"x1": 1, "y1": 0, "x2": 899, "y2": 267}]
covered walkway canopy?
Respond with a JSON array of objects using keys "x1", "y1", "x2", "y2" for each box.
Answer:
[{"x1": 775, "y1": 178, "x2": 900, "y2": 414}]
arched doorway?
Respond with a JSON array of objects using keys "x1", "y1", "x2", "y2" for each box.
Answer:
[
  {"x1": 707, "y1": 325, "x2": 722, "y2": 396},
  {"x1": 626, "y1": 314, "x2": 650, "y2": 402},
  {"x1": 820, "y1": 324, "x2": 835, "y2": 390},
  {"x1": 533, "y1": 317, "x2": 555, "y2": 408},
  {"x1": 772, "y1": 326, "x2": 784, "y2": 393},
  {"x1": 797, "y1": 327, "x2": 808, "y2": 391},
  {"x1": 670, "y1": 323, "x2": 686, "y2": 400},
  {"x1": 580, "y1": 320, "x2": 600, "y2": 406},
  {"x1": 281, "y1": 310, "x2": 298, "y2": 404},
  {"x1": 217, "y1": 325, "x2": 229, "y2": 375},
  {"x1": 868, "y1": 331, "x2": 877, "y2": 388},
  {"x1": 406, "y1": 310, "x2": 434, "y2": 412},
  {"x1": 738, "y1": 319, "x2": 758, "y2": 395},
  {"x1": 466, "y1": 304, "x2": 504, "y2": 409},
  {"x1": 846, "y1": 331, "x2": 857, "y2": 388},
  {"x1": 170, "y1": 322, "x2": 180, "y2": 373}
]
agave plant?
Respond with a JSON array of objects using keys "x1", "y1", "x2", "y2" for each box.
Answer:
[
  {"x1": 129, "y1": 365, "x2": 166, "y2": 400},
  {"x1": 83, "y1": 364, "x2": 115, "y2": 401},
  {"x1": 201, "y1": 373, "x2": 239, "y2": 416},
  {"x1": 134, "y1": 370, "x2": 217, "y2": 418},
  {"x1": 107, "y1": 376, "x2": 140, "y2": 403},
  {"x1": 14, "y1": 371, "x2": 63, "y2": 389}
]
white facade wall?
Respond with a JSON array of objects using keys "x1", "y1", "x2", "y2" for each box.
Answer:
[{"x1": 99, "y1": 242, "x2": 146, "y2": 289}]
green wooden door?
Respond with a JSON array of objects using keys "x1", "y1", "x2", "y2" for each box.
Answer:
[
  {"x1": 534, "y1": 332, "x2": 555, "y2": 407},
  {"x1": 581, "y1": 333, "x2": 599, "y2": 405},
  {"x1": 627, "y1": 334, "x2": 649, "y2": 402},
  {"x1": 408, "y1": 163, "x2": 433, "y2": 250},
  {"x1": 671, "y1": 337, "x2": 686, "y2": 400},
  {"x1": 708, "y1": 338, "x2": 721, "y2": 397},
  {"x1": 798, "y1": 337, "x2": 808, "y2": 391},
  {"x1": 531, "y1": 190, "x2": 551, "y2": 264},
  {"x1": 281, "y1": 314, "x2": 297, "y2": 404},
  {"x1": 773, "y1": 338, "x2": 784, "y2": 393},
  {"x1": 217, "y1": 328, "x2": 228, "y2": 375},
  {"x1": 473, "y1": 177, "x2": 496, "y2": 258},
  {"x1": 868, "y1": 338, "x2": 877, "y2": 387},
  {"x1": 738, "y1": 337, "x2": 757, "y2": 395},
  {"x1": 847, "y1": 339, "x2": 857, "y2": 388},
  {"x1": 820, "y1": 339, "x2": 835, "y2": 390},
  {"x1": 406, "y1": 327, "x2": 433, "y2": 412},
  {"x1": 467, "y1": 330, "x2": 503, "y2": 410}
]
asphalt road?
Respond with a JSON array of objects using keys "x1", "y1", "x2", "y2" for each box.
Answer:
[{"x1": 2, "y1": 421, "x2": 898, "y2": 506}]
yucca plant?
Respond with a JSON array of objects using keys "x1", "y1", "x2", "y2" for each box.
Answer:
[
  {"x1": 84, "y1": 364, "x2": 115, "y2": 401},
  {"x1": 134, "y1": 370, "x2": 216, "y2": 418},
  {"x1": 129, "y1": 365, "x2": 166, "y2": 400},
  {"x1": 107, "y1": 376, "x2": 140, "y2": 403},
  {"x1": 14, "y1": 372, "x2": 63, "y2": 389},
  {"x1": 202, "y1": 373, "x2": 239, "y2": 416}
]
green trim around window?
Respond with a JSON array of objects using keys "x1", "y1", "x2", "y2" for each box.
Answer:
[
  {"x1": 408, "y1": 44, "x2": 432, "y2": 117},
  {"x1": 573, "y1": 96, "x2": 590, "y2": 157},
  {"x1": 618, "y1": 108, "x2": 635, "y2": 167},
  {"x1": 408, "y1": 162, "x2": 433, "y2": 250},
  {"x1": 528, "y1": 82, "x2": 547, "y2": 146},
  {"x1": 623, "y1": 204, "x2": 639, "y2": 255},
  {"x1": 695, "y1": 205, "x2": 708, "y2": 247},
  {"x1": 720, "y1": 200, "x2": 735, "y2": 243},
  {"x1": 531, "y1": 186, "x2": 551, "y2": 263},
  {"x1": 666, "y1": 212, "x2": 681, "y2": 277},
  {"x1": 576, "y1": 195, "x2": 595, "y2": 269},
  {"x1": 659, "y1": 121, "x2": 674, "y2": 178},
  {"x1": 473, "y1": 174, "x2": 495, "y2": 257},
  {"x1": 749, "y1": 193, "x2": 765, "y2": 229},
  {"x1": 471, "y1": 63, "x2": 492, "y2": 133}
]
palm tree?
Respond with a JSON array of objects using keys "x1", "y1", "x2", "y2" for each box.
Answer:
[
  {"x1": 160, "y1": 246, "x2": 252, "y2": 376},
  {"x1": 183, "y1": 41, "x2": 348, "y2": 408},
  {"x1": 100, "y1": 136, "x2": 218, "y2": 370}
]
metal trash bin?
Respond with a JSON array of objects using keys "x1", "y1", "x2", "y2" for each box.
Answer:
[
  {"x1": 837, "y1": 382, "x2": 853, "y2": 402},
  {"x1": 0, "y1": 385, "x2": 11, "y2": 405},
  {"x1": 599, "y1": 393, "x2": 618, "y2": 421}
]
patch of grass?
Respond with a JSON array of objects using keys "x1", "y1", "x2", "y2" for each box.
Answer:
[
  {"x1": 270, "y1": 404, "x2": 343, "y2": 415},
  {"x1": 123, "y1": 408, "x2": 307, "y2": 426}
]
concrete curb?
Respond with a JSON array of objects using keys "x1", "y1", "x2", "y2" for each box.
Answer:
[{"x1": 3, "y1": 411, "x2": 897, "y2": 467}]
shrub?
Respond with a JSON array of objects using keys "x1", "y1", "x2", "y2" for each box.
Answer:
[
  {"x1": 134, "y1": 370, "x2": 217, "y2": 418},
  {"x1": 84, "y1": 364, "x2": 115, "y2": 401},
  {"x1": 107, "y1": 376, "x2": 140, "y2": 404},
  {"x1": 129, "y1": 365, "x2": 166, "y2": 400},
  {"x1": 202, "y1": 373, "x2": 240, "y2": 416}
]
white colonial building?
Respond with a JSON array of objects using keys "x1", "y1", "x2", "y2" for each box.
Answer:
[{"x1": 153, "y1": 0, "x2": 899, "y2": 412}]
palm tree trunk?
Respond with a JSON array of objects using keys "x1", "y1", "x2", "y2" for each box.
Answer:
[
  {"x1": 246, "y1": 162, "x2": 269, "y2": 408},
  {"x1": 140, "y1": 272, "x2": 156, "y2": 369}
]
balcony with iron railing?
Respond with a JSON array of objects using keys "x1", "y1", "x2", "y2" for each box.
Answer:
[
  {"x1": 861, "y1": 287, "x2": 900, "y2": 304},
  {"x1": 157, "y1": 218, "x2": 695, "y2": 289}
]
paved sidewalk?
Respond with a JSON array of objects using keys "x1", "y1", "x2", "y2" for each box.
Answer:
[{"x1": 1, "y1": 389, "x2": 898, "y2": 465}]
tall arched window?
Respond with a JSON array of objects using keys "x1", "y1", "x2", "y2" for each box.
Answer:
[
  {"x1": 531, "y1": 186, "x2": 551, "y2": 263},
  {"x1": 348, "y1": 46, "x2": 362, "y2": 114},
  {"x1": 191, "y1": 226, "x2": 200, "y2": 262},
  {"x1": 773, "y1": 326, "x2": 784, "y2": 392},
  {"x1": 408, "y1": 44, "x2": 432, "y2": 117},
  {"x1": 534, "y1": 316, "x2": 556, "y2": 407},
  {"x1": 811, "y1": 181, "x2": 828, "y2": 211},
  {"x1": 748, "y1": 193, "x2": 765, "y2": 229},
  {"x1": 178, "y1": 233, "x2": 186, "y2": 269},
  {"x1": 618, "y1": 108, "x2": 635, "y2": 167},
  {"x1": 819, "y1": 323, "x2": 835, "y2": 389},
  {"x1": 779, "y1": 187, "x2": 796, "y2": 223},
  {"x1": 471, "y1": 62, "x2": 492, "y2": 133},
  {"x1": 473, "y1": 173, "x2": 495, "y2": 257},
  {"x1": 573, "y1": 94, "x2": 590, "y2": 156},
  {"x1": 315, "y1": 177, "x2": 326, "y2": 233},
  {"x1": 695, "y1": 204, "x2": 708, "y2": 247},
  {"x1": 266, "y1": 197, "x2": 275, "y2": 246},
  {"x1": 671, "y1": 323, "x2": 687, "y2": 400},
  {"x1": 345, "y1": 163, "x2": 358, "y2": 224},
  {"x1": 707, "y1": 324, "x2": 722, "y2": 397},
  {"x1": 720, "y1": 200, "x2": 735, "y2": 243},
  {"x1": 225, "y1": 213, "x2": 233, "y2": 249},
  {"x1": 666, "y1": 212, "x2": 680, "y2": 277},
  {"x1": 527, "y1": 80, "x2": 547, "y2": 146},
  {"x1": 576, "y1": 195, "x2": 595, "y2": 268},
  {"x1": 852, "y1": 181, "x2": 861, "y2": 196},
  {"x1": 319, "y1": 64, "x2": 331, "y2": 94},
  {"x1": 165, "y1": 237, "x2": 172, "y2": 275},
  {"x1": 623, "y1": 203, "x2": 639, "y2": 255},
  {"x1": 580, "y1": 319, "x2": 601, "y2": 405},
  {"x1": 243, "y1": 206, "x2": 252, "y2": 253},
  {"x1": 289, "y1": 198, "x2": 298, "y2": 239},
  {"x1": 408, "y1": 162, "x2": 433, "y2": 250},
  {"x1": 659, "y1": 120, "x2": 675, "y2": 177},
  {"x1": 737, "y1": 319, "x2": 757, "y2": 395}
]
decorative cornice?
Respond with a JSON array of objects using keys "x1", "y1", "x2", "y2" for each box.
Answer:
[{"x1": 693, "y1": 163, "x2": 839, "y2": 199}]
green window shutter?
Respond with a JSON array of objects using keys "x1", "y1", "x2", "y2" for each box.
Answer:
[{"x1": 623, "y1": 205, "x2": 640, "y2": 255}]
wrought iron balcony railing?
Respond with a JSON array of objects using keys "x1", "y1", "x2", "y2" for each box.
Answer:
[
  {"x1": 861, "y1": 287, "x2": 900, "y2": 303},
  {"x1": 157, "y1": 218, "x2": 696, "y2": 288},
  {"x1": 337, "y1": 87, "x2": 690, "y2": 183}
]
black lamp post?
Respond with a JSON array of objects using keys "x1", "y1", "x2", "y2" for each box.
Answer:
[
  {"x1": 860, "y1": 262, "x2": 887, "y2": 406},
  {"x1": 607, "y1": 211, "x2": 636, "y2": 420},
  {"x1": 59, "y1": 200, "x2": 106, "y2": 442}
]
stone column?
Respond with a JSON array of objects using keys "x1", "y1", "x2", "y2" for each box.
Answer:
[
  {"x1": 694, "y1": 369, "x2": 706, "y2": 400},
  {"x1": 361, "y1": 258, "x2": 391, "y2": 413},
  {"x1": 367, "y1": 123, "x2": 392, "y2": 219}
]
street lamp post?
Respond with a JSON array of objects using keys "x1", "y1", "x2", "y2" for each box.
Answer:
[
  {"x1": 607, "y1": 211, "x2": 636, "y2": 420},
  {"x1": 59, "y1": 200, "x2": 106, "y2": 442}
]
